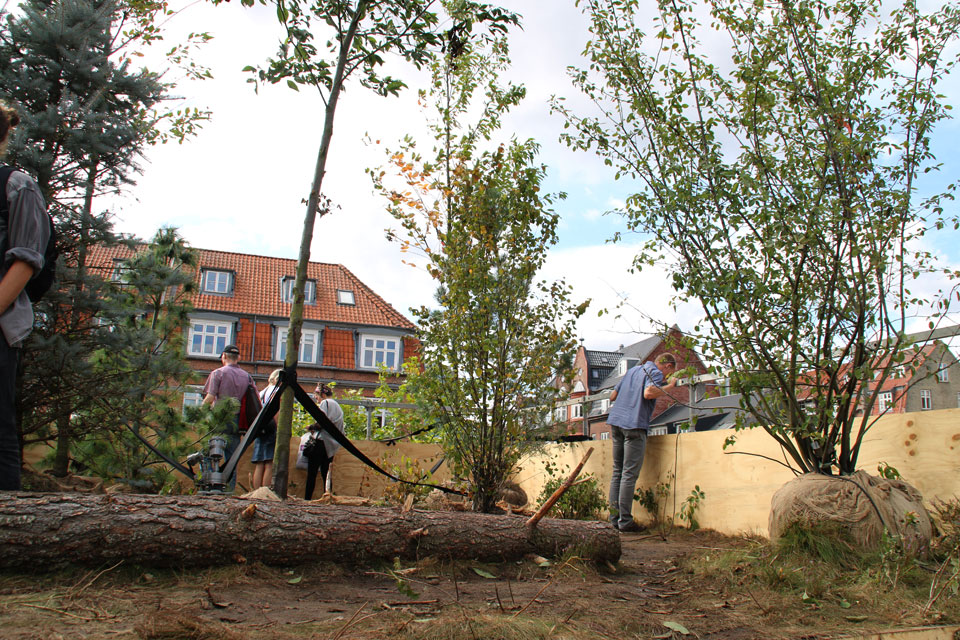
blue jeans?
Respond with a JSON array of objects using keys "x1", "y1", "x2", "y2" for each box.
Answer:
[{"x1": 608, "y1": 425, "x2": 647, "y2": 528}]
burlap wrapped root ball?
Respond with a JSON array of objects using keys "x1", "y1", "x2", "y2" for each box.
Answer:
[{"x1": 768, "y1": 470, "x2": 933, "y2": 555}]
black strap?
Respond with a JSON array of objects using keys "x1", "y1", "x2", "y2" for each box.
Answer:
[
  {"x1": 219, "y1": 368, "x2": 463, "y2": 496},
  {"x1": 377, "y1": 421, "x2": 442, "y2": 446},
  {"x1": 286, "y1": 370, "x2": 463, "y2": 495},
  {"x1": 123, "y1": 420, "x2": 195, "y2": 479}
]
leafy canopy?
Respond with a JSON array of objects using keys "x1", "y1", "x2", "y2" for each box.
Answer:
[{"x1": 557, "y1": 0, "x2": 960, "y2": 474}]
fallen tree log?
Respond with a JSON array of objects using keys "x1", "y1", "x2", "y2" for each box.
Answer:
[{"x1": 0, "y1": 492, "x2": 620, "y2": 570}]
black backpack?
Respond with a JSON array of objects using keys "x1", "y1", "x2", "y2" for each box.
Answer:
[{"x1": 0, "y1": 165, "x2": 57, "y2": 302}]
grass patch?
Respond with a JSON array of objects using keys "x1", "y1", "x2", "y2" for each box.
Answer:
[{"x1": 682, "y1": 523, "x2": 960, "y2": 632}]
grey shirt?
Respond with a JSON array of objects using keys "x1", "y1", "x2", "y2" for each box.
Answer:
[{"x1": 1, "y1": 170, "x2": 49, "y2": 347}]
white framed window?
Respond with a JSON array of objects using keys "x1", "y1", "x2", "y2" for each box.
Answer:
[
  {"x1": 337, "y1": 289, "x2": 355, "y2": 305},
  {"x1": 649, "y1": 426, "x2": 668, "y2": 436},
  {"x1": 360, "y1": 334, "x2": 401, "y2": 370},
  {"x1": 921, "y1": 389, "x2": 932, "y2": 410},
  {"x1": 599, "y1": 432, "x2": 610, "y2": 440},
  {"x1": 182, "y1": 389, "x2": 203, "y2": 416},
  {"x1": 276, "y1": 328, "x2": 319, "y2": 364},
  {"x1": 201, "y1": 269, "x2": 233, "y2": 295},
  {"x1": 571, "y1": 404, "x2": 583, "y2": 419},
  {"x1": 937, "y1": 364, "x2": 949, "y2": 383},
  {"x1": 878, "y1": 391, "x2": 892, "y2": 413},
  {"x1": 554, "y1": 406, "x2": 566, "y2": 422},
  {"x1": 282, "y1": 278, "x2": 316, "y2": 304},
  {"x1": 600, "y1": 398, "x2": 610, "y2": 413},
  {"x1": 188, "y1": 320, "x2": 232, "y2": 357},
  {"x1": 618, "y1": 360, "x2": 627, "y2": 376}
]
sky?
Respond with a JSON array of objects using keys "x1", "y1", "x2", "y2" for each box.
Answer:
[{"x1": 106, "y1": 0, "x2": 960, "y2": 354}]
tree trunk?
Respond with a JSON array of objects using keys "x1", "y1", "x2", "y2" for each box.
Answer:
[
  {"x1": 0, "y1": 493, "x2": 620, "y2": 570},
  {"x1": 273, "y1": 1, "x2": 370, "y2": 500}
]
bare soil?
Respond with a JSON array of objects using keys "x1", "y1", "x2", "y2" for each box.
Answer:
[{"x1": 0, "y1": 520, "x2": 955, "y2": 639}]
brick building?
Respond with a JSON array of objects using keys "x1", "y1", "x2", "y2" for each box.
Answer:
[
  {"x1": 555, "y1": 326, "x2": 711, "y2": 439},
  {"x1": 800, "y1": 341, "x2": 960, "y2": 416},
  {"x1": 87, "y1": 245, "x2": 419, "y2": 407}
]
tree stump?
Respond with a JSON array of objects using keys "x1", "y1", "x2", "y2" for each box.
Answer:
[{"x1": 0, "y1": 492, "x2": 621, "y2": 570}]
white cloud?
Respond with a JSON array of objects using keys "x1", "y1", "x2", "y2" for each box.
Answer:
[{"x1": 539, "y1": 242, "x2": 702, "y2": 352}]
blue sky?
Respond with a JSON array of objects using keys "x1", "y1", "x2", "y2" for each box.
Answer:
[{"x1": 108, "y1": 0, "x2": 960, "y2": 353}]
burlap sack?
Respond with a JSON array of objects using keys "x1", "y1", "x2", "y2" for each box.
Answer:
[{"x1": 768, "y1": 470, "x2": 932, "y2": 554}]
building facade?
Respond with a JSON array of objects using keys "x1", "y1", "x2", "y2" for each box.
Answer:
[
  {"x1": 88, "y1": 245, "x2": 419, "y2": 406},
  {"x1": 555, "y1": 327, "x2": 712, "y2": 439}
]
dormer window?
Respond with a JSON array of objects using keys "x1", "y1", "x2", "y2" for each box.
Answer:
[
  {"x1": 201, "y1": 269, "x2": 234, "y2": 295},
  {"x1": 337, "y1": 289, "x2": 355, "y2": 305},
  {"x1": 282, "y1": 277, "x2": 316, "y2": 304}
]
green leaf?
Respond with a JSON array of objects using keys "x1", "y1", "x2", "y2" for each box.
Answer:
[
  {"x1": 839, "y1": 600, "x2": 851, "y2": 609},
  {"x1": 663, "y1": 621, "x2": 690, "y2": 635},
  {"x1": 287, "y1": 575, "x2": 302, "y2": 584},
  {"x1": 472, "y1": 568, "x2": 497, "y2": 579},
  {"x1": 287, "y1": 80, "x2": 299, "y2": 91}
]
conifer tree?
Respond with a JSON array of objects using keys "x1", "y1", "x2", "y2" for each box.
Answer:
[{"x1": 0, "y1": 0, "x2": 208, "y2": 475}]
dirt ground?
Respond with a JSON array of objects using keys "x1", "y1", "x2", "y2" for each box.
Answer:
[{"x1": 3, "y1": 520, "x2": 953, "y2": 640}]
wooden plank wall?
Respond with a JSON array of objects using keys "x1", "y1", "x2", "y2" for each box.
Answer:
[
  {"x1": 236, "y1": 439, "x2": 450, "y2": 500},
  {"x1": 512, "y1": 408, "x2": 960, "y2": 536}
]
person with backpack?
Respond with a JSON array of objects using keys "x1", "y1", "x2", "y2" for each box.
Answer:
[
  {"x1": 302, "y1": 383, "x2": 345, "y2": 500},
  {"x1": 202, "y1": 344, "x2": 257, "y2": 492},
  {"x1": 0, "y1": 102, "x2": 50, "y2": 491}
]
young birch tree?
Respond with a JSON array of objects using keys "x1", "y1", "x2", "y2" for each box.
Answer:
[
  {"x1": 556, "y1": 0, "x2": 960, "y2": 475},
  {"x1": 375, "y1": 21, "x2": 584, "y2": 512},
  {"x1": 241, "y1": 0, "x2": 517, "y2": 497}
]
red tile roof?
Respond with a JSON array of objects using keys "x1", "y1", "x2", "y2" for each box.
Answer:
[{"x1": 87, "y1": 244, "x2": 416, "y2": 330}]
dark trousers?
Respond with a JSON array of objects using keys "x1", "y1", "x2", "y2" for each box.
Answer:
[
  {"x1": 303, "y1": 441, "x2": 332, "y2": 500},
  {"x1": 0, "y1": 338, "x2": 20, "y2": 490}
]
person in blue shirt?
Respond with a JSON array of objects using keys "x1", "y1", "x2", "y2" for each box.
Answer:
[{"x1": 607, "y1": 352, "x2": 678, "y2": 532}]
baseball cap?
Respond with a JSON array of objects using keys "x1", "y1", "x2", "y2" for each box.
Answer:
[{"x1": 221, "y1": 344, "x2": 240, "y2": 356}]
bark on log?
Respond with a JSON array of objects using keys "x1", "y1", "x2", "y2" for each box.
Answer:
[{"x1": 0, "y1": 492, "x2": 621, "y2": 570}]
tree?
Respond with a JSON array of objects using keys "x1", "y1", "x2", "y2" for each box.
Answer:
[
  {"x1": 238, "y1": 0, "x2": 517, "y2": 498},
  {"x1": 0, "y1": 0, "x2": 209, "y2": 474},
  {"x1": 70, "y1": 228, "x2": 197, "y2": 492},
  {"x1": 556, "y1": 0, "x2": 960, "y2": 475},
  {"x1": 338, "y1": 360, "x2": 441, "y2": 443},
  {"x1": 376, "y1": 23, "x2": 583, "y2": 513}
]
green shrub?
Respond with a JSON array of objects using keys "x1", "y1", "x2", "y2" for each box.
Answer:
[{"x1": 538, "y1": 475, "x2": 607, "y2": 520}]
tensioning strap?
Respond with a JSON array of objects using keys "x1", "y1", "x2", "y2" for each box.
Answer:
[{"x1": 282, "y1": 368, "x2": 464, "y2": 495}]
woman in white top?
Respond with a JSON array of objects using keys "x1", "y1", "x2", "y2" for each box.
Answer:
[
  {"x1": 303, "y1": 383, "x2": 346, "y2": 499},
  {"x1": 251, "y1": 369, "x2": 281, "y2": 490}
]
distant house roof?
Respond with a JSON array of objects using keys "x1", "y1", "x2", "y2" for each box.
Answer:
[
  {"x1": 650, "y1": 393, "x2": 753, "y2": 431},
  {"x1": 597, "y1": 334, "x2": 665, "y2": 390},
  {"x1": 87, "y1": 244, "x2": 416, "y2": 330},
  {"x1": 586, "y1": 350, "x2": 621, "y2": 368}
]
